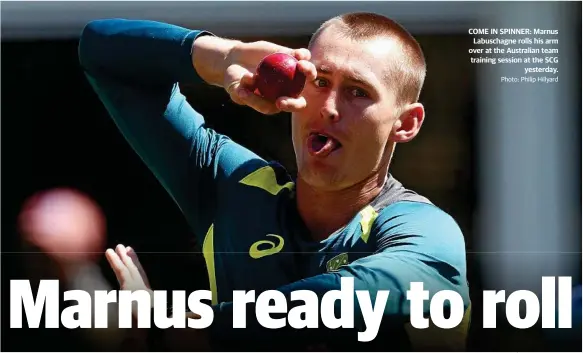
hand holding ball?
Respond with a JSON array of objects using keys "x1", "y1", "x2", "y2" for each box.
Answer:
[{"x1": 255, "y1": 53, "x2": 307, "y2": 102}]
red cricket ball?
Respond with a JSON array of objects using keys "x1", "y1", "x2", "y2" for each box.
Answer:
[{"x1": 255, "y1": 53, "x2": 307, "y2": 102}]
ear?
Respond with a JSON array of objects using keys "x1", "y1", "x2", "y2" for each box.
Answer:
[{"x1": 390, "y1": 103, "x2": 425, "y2": 143}]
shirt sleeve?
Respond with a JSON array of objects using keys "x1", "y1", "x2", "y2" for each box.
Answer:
[
  {"x1": 78, "y1": 19, "x2": 267, "y2": 238},
  {"x1": 208, "y1": 201, "x2": 471, "y2": 351}
]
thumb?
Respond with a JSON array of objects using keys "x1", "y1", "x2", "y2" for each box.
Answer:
[
  {"x1": 229, "y1": 72, "x2": 256, "y2": 103},
  {"x1": 225, "y1": 65, "x2": 253, "y2": 105}
]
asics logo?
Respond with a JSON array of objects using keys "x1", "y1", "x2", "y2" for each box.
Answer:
[{"x1": 249, "y1": 234, "x2": 284, "y2": 259}]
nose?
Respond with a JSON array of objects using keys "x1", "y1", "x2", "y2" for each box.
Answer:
[{"x1": 320, "y1": 91, "x2": 340, "y2": 123}]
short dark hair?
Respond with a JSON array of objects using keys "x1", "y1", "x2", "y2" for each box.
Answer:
[{"x1": 309, "y1": 12, "x2": 426, "y2": 105}]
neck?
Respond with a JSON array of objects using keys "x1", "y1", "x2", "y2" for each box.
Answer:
[{"x1": 296, "y1": 171, "x2": 387, "y2": 241}]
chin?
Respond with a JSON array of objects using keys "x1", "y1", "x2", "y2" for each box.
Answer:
[{"x1": 297, "y1": 163, "x2": 348, "y2": 192}]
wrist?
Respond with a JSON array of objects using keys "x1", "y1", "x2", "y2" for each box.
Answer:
[{"x1": 192, "y1": 35, "x2": 241, "y2": 87}]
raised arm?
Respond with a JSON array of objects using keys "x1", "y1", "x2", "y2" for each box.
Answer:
[
  {"x1": 78, "y1": 19, "x2": 314, "y2": 236},
  {"x1": 79, "y1": 19, "x2": 216, "y2": 85},
  {"x1": 209, "y1": 202, "x2": 471, "y2": 351},
  {"x1": 79, "y1": 19, "x2": 232, "y2": 236}
]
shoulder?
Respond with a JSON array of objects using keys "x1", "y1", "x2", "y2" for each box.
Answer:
[
  {"x1": 369, "y1": 175, "x2": 464, "y2": 253},
  {"x1": 370, "y1": 201, "x2": 470, "y2": 306},
  {"x1": 374, "y1": 200, "x2": 461, "y2": 236},
  {"x1": 372, "y1": 201, "x2": 466, "y2": 272}
]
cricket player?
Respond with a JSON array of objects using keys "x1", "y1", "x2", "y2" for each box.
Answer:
[{"x1": 77, "y1": 12, "x2": 471, "y2": 351}]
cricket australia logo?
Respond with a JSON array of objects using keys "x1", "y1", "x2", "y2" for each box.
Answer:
[{"x1": 326, "y1": 253, "x2": 349, "y2": 272}]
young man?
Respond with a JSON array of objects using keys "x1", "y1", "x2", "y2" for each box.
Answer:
[{"x1": 77, "y1": 12, "x2": 470, "y2": 351}]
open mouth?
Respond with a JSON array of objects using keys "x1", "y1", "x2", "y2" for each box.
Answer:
[{"x1": 307, "y1": 132, "x2": 342, "y2": 157}]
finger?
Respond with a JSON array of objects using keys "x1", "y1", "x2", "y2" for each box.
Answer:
[
  {"x1": 114, "y1": 244, "x2": 139, "y2": 281},
  {"x1": 115, "y1": 244, "x2": 127, "y2": 260},
  {"x1": 117, "y1": 244, "x2": 141, "y2": 281},
  {"x1": 105, "y1": 248, "x2": 130, "y2": 285},
  {"x1": 292, "y1": 48, "x2": 311, "y2": 61},
  {"x1": 248, "y1": 41, "x2": 291, "y2": 57},
  {"x1": 297, "y1": 60, "x2": 317, "y2": 82},
  {"x1": 127, "y1": 247, "x2": 151, "y2": 288},
  {"x1": 276, "y1": 96, "x2": 307, "y2": 112},
  {"x1": 242, "y1": 92, "x2": 281, "y2": 115},
  {"x1": 229, "y1": 81, "x2": 280, "y2": 115}
]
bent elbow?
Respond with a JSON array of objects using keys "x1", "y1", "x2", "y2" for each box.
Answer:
[{"x1": 78, "y1": 19, "x2": 124, "y2": 73}]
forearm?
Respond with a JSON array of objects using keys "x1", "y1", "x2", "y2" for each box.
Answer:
[{"x1": 78, "y1": 19, "x2": 211, "y2": 86}]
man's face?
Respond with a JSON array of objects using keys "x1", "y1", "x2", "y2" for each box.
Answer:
[{"x1": 291, "y1": 27, "x2": 403, "y2": 191}]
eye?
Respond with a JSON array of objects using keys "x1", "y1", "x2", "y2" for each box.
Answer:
[
  {"x1": 349, "y1": 87, "x2": 368, "y2": 98},
  {"x1": 314, "y1": 77, "x2": 329, "y2": 87}
]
